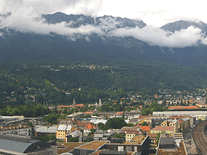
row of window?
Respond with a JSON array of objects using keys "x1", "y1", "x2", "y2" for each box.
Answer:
[{"x1": 58, "y1": 134, "x2": 65, "y2": 136}]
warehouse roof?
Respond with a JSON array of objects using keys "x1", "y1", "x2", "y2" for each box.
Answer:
[{"x1": 0, "y1": 138, "x2": 32, "y2": 153}]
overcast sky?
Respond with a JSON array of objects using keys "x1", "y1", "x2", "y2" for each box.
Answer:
[
  {"x1": 0, "y1": 0, "x2": 206, "y2": 26},
  {"x1": 0, "y1": 0, "x2": 206, "y2": 48}
]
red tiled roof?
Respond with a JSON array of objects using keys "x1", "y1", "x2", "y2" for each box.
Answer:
[
  {"x1": 76, "y1": 104, "x2": 85, "y2": 107},
  {"x1": 116, "y1": 111, "x2": 123, "y2": 115},
  {"x1": 84, "y1": 111, "x2": 93, "y2": 114},
  {"x1": 84, "y1": 123, "x2": 95, "y2": 130},
  {"x1": 170, "y1": 115, "x2": 186, "y2": 119},
  {"x1": 147, "y1": 133, "x2": 157, "y2": 138},
  {"x1": 134, "y1": 125, "x2": 150, "y2": 131},
  {"x1": 177, "y1": 119, "x2": 185, "y2": 124},
  {"x1": 151, "y1": 126, "x2": 174, "y2": 131},
  {"x1": 62, "y1": 105, "x2": 71, "y2": 108},
  {"x1": 74, "y1": 120, "x2": 90, "y2": 128},
  {"x1": 168, "y1": 106, "x2": 199, "y2": 110}
]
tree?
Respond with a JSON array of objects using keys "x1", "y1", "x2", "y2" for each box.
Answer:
[
  {"x1": 141, "y1": 122, "x2": 148, "y2": 126},
  {"x1": 62, "y1": 108, "x2": 68, "y2": 114},
  {"x1": 39, "y1": 134, "x2": 56, "y2": 142},
  {"x1": 83, "y1": 136, "x2": 94, "y2": 142},
  {"x1": 155, "y1": 133, "x2": 161, "y2": 146},
  {"x1": 104, "y1": 118, "x2": 127, "y2": 130},
  {"x1": 88, "y1": 129, "x2": 96, "y2": 136},
  {"x1": 98, "y1": 122, "x2": 105, "y2": 131},
  {"x1": 114, "y1": 133, "x2": 125, "y2": 141},
  {"x1": 83, "y1": 114, "x2": 91, "y2": 118},
  {"x1": 67, "y1": 137, "x2": 79, "y2": 142}
]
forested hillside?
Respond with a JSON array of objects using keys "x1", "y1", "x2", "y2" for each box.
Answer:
[{"x1": 1, "y1": 61, "x2": 207, "y2": 105}]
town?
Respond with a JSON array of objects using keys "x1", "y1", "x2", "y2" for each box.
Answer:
[{"x1": 0, "y1": 89, "x2": 207, "y2": 155}]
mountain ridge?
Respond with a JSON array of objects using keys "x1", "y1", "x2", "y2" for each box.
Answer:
[{"x1": 0, "y1": 12, "x2": 207, "y2": 65}]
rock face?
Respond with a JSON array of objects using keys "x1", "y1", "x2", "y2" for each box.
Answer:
[
  {"x1": 42, "y1": 12, "x2": 147, "y2": 29},
  {"x1": 161, "y1": 20, "x2": 207, "y2": 32}
]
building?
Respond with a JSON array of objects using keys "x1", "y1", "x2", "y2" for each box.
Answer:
[
  {"x1": 56, "y1": 125, "x2": 72, "y2": 141},
  {"x1": 93, "y1": 111, "x2": 116, "y2": 119},
  {"x1": 150, "y1": 116, "x2": 168, "y2": 129},
  {"x1": 94, "y1": 130, "x2": 117, "y2": 141},
  {"x1": 0, "y1": 124, "x2": 32, "y2": 136},
  {"x1": 105, "y1": 136, "x2": 149, "y2": 154},
  {"x1": 168, "y1": 106, "x2": 199, "y2": 111},
  {"x1": 134, "y1": 125, "x2": 150, "y2": 134},
  {"x1": 137, "y1": 117, "x2": 151, "y2": 126},
  {"x1": 0, "y1": 135, "x2": 57, "y2": 155},
  {"x1": 84, "y1": 123, "x2": 96, "y2": 134},
  {"x1": 153, "y1": 111, "x2": 207, "y2": 116},
  {"x1": 150, "y1": 126, "x2": 174, "y2": 134},
  {"x1": 74, "y1": 140, "x2": 108, "y2": 155},
  {"x1": 66, "y1": 112, "x2": 84, "y2": 120},
  {"x1": 156, "y1": 133, "x2": 187, "y2": 155},
  {"x1": 34, "y1": 125, "x2": 56, "y2": 137},
  {"x1": 121, "y1": 126, "x2": 143, "y2": 141},
  {"x1": 58, "y1": 119, "x2": 75, "y2": 125},
  {"x1": 160, "y1": 119, "x2": 178, "y2": 133}
]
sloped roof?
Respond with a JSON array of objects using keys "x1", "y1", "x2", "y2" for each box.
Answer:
[
  {"x1": 84, "y1": 123, "x2": 95, "y2": 130},
  {"x1": 62, "y1": 105, "x2": 71, "y2": 108},
  {"x1": 75, "y1": 104, "x2": 85, "y2": 107},
  {"x1": 35, "y1": 126, "x2": 57, "y2": 133},
  {"x1": 84, "y1": 111, "x2": 93, "y2": 114},
  {"x1": 0, "y1": 138, "x2": 32, "y2": 153},
  {"x1": 168, "y1": 106, "x2": 199, "y2": 110},
  {"x1": 58, "y1": 125, "x2": 67, "y2": 130},
  {"x1": 116, "y1": 111, "x2": 123, "y2": 115},
  {"x1": 177, "y1": 119, "x2": 185, "y2": 124},
  {"x1": 134, "y1": 125, "x2": 150, "y2": 131},
  {"x1": 151, "y1": 126, "x2": 174, "y2": 131}
]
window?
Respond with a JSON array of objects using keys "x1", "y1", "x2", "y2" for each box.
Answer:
[
  {"x1": 126, "y1": 146, "x2": 132, "y2": 151},
  {"x1": 118, "y1": 146, "x2": 124, "y2": 151}
]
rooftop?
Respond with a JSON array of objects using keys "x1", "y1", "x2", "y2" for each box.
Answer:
[
  {"x1": 0, "y1": 124, "x2": 31, "y2": 131},
  {"x1": 168, "y1": 106, "x2": 199, "y2": 110},
  {"x1": 67, "y1": 112, "x2": 84, "y2": 117},
  {"x1": 134, "y1": 125, "x2": 150, "y2": 131},
  {"x1": 35, "y1": 125, "x2": 56, "y2": 133},
  {"x1": 151, "y1": 126, "x2": 174, "y2": 131},
  {"x1": 57, "y1": 142, "x2": 85, "y2": 154},
  {"x1": 0, "y1": 138, "x2": 32, "y2": 153},
  {"x1": 57, "y1": 125, "x2": 67, "y2": 130},
  {"x1": 84, "y1": 123, "x2": 96, "y2": 130},
  {"x1": 77, "y1": 141, "x2": 108, "y2": 150},
  {"x1": 116, "y1": 111, "x2": 123, "y2": 115},
  {"x1": 157, "y1": 142, "x2": 186, "y2": 155},
  {"x1": 110, "y1": 136, "x2": 148, "y2": 146}
]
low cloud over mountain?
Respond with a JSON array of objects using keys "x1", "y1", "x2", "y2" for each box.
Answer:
[{"x1": 0, "y1": 7, "x2": 207, "y2": 48}]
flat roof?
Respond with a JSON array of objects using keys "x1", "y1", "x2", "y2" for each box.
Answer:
[
  {"x1": 77, "y1": 141, "x2": 108, "y2": 150},
  {"x1": 160, "y1": 137, "x2": 175, "y2": 145},
  {"x1": 109, "y1": 136, "x2": 148, "y2": 146},
  {"x1": 57, "y1": 142, "x2": 85, "y2": 154},
  {"x1": 157, "y1": 142, "x2": 186, "y2": 155}
]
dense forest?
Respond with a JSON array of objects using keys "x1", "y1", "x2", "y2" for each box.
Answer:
[{"x1": 0, "y1": 61, "x2": 207, "y2": 106}]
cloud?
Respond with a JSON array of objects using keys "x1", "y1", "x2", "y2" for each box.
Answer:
[
  {"x1": 112, "y1": 26, "x2": 204, "y2": 48},
  {"x1": 0, "y1": 0, "x2": 206, "y2": 48},
  {"x1": 0, "y1": 0, "x2": 104, "y2": 16},
  {"x1": 0, "y1": 3, "x2": 104, "y2": 38}
]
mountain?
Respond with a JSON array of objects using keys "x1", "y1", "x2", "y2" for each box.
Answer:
[
  {"x1": 42, "y1": 12, "x2": 147, "y2": 29},
  {"x1": 0, "y1": 12, "x2": 207, "y2": 65},
  {"x1": 161, "y1": 20, "x2": 207, "y2": 32}
]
